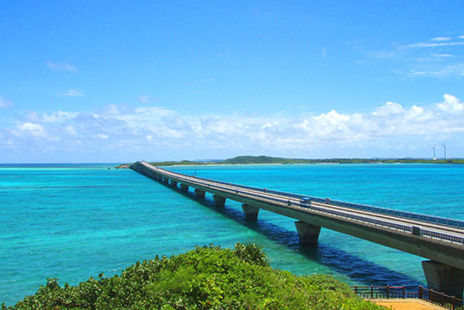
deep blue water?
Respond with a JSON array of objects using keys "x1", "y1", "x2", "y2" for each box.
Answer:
[{"x1": 1, "y1": 163, "x2": 464, "y2": 305}]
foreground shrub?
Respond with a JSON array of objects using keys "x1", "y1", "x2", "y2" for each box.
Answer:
[{"x1": 3, "y1": 243, "x2": 385, "y2": 310}]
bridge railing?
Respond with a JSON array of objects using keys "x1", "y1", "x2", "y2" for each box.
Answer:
[
  {"x1": 136, "y1": 163, "x2": 464, "y2": 245},
  {"x1": 327, "y1": 199, "x2": 464, "y2": 230},
  {"x1": 161, "y1": 165, "x2": 464, "y2": 230},
  {"x1": 178, "y1": 169, "x2": 464, "y2": 231}
]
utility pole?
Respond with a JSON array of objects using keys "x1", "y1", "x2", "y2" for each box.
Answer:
[
  {"x1": 433, "y1": 147, "x2": 436, "y2": 160},
  {"x1": 443, "y1": 144, "x2": 447, "y2": 160}
]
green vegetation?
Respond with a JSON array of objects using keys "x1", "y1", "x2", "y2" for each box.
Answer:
[
  {"x1": 3, "y1": 243, "x2": 384, "y2": 310},
  {"x1": 223, "y1": 155, "x2": 309, "y2": 164},
  {"x1": 223, "y1": 156, "x2": 464, "y2": 165},
  {"x1": 117, "y1": 155, "x2": 464, "y2": 168}
]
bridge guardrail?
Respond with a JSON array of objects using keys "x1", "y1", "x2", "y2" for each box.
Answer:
[
  {"x1": 327, "y1": 199, "x2": 464, "y2": 230},
  {"x1": 161, "y1": 165, "x2": 464, "y2": 230},
  {"x1": 135, "y1": 163, "x2": 464, "y2": 246}
]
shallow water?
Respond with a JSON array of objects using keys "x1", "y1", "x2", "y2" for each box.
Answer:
[{"x1": 1, "y1": 163, "x2": 463, "y2": 305}]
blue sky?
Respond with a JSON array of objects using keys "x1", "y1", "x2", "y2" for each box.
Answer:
[{"x1": 1, "y1": 1, "x2": 464, "y2": 163}]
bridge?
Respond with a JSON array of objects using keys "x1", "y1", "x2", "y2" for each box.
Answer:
[{"x1": 130, "y1": 161, "x2": 464, "y2": 298}]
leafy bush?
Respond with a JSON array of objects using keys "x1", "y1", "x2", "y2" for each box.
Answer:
[{"x1": 3, "y1": 243, "x2": 385, "y2": 310}]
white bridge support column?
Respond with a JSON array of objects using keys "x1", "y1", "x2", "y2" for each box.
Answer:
[
  {"x1": 295, "y1": 221, "x2": 321, "y2": 245},
  {"x1": 194, "y1": 189, "x2": 205, "y2": 199},
  {"x1": 180, "y1": 184, "x2": 189, "y2": 192},
  {"x1": 422, "y1": 260, "x2": 464, "y2": 299},
  {"x1": 213, "y1": 195, "x2": 226, "y2": 207},
  {"x1": 242, "y1": 204, "x2": 259, "y2": 221}
]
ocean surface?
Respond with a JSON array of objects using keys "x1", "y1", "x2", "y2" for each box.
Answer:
[{"x1": 1, "y1": 163, "x2": 464, "y2": 305}]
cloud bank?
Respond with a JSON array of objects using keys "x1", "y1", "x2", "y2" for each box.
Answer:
[{"x1": 1, "y1": 95, "x2": 463, "y2": 162}]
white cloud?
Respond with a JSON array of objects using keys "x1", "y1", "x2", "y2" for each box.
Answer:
[
  {"x1": 134, "y1": 107, "x2": 176, "y2": 118},
  {"x1": 61, "y1": 89, "x2": 84, "y2": 97},
  {"x1": 18, "y1": 122, "x2": 45, "y2": 137},
  {"x1": 437, "y1": 94, "x2": 464, "y2": 113},
  {"x1": 201, "y1": 117, "x2": 245, "y2": 135},
  {"x1": 94, "y1": 134, "x2": 109, "y2": 139},
  {"x1": 431, "y1": 37, "x2": 451, "y2": 42},
  {"x1": 47, "y1": 61, "x2": 78, "y2": 73},
  {"x1": 432, "y1": 54, "x2": 453, "y2": 59},
  {"x1": 41, "y1": 111, "x2": 79, "y2": 123},
  {"x1": 373, "y1": 102, "x2": 404, "y2": 116},
  {"x1": 404, "y1": 41, "x2": 464, "y2": 49},
  {"x1": 2, "y1": 95, "x2": 464, "y2": 161}
]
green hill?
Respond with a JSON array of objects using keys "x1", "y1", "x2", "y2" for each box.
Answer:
[{"x1": 223, "y1": 155, "x2": 304, "y2": 164}]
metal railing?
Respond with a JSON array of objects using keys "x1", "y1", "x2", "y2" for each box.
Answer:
[
  {"x1": 353, "y1": 285, "x2": 417, "y2": 299},
  {"x1": 329, "y1": 199, "x2": 464, "y2": 230},
  {"x1": 353, "y1": 286, "x2": 464, "y2": 310}
]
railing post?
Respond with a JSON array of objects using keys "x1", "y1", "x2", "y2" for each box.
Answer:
[
  {"x1": 419, "y1": 286, "x2": 423, "y2": 300},
  {"x1": 371, "y1": 285, "x2": 374, "y2": 299},
  {"x1": 402, "y1": 286, "x2": 405, "y2": 298},
  {"x1": 386, "y1": 286, "x2": 390, "y2": 298},
  {"x1": 354, "y1": 286, "x2": 358, "y2": 295}
]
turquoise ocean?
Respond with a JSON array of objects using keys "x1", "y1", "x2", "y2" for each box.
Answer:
[{"x1": 1, "y1": 163, "x2": 464, "y2": 305}]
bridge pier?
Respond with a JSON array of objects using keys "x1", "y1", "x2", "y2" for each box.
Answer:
[
  {"x1": 295, "y1": 221, "x2": 321, "y2": 245},
  {"x1": 422, "y1": 260, "x2": 464, "y2": 299},
  {"x1": 213, "y1": 195, "x2": 226, "y2": 207},
  {"x1": 162, "y1": 177, "x2": 169, "y2": 184},
  {"x1": 180, "y1": 184, "x2": 189, "y2": 192},
  {"x1": 242, "y1": 204, "x2": 259, "y2": 221},
  {"x1": 194, "y1": 189, "x2": 205, "y2": 199},
  {"x1": 170, "y1": 180, "x2": 177, "y2": 188}
]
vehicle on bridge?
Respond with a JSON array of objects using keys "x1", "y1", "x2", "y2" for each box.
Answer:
[{"x1": 300, "y1": 197, "x2": 312, "y2": 207}]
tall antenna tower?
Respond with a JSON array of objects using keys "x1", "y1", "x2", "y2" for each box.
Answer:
[
  {"x1": 443, "y1": 144, "x2": 447, "y2": 160},
  {"x1": 433, "y1": 147, "x2": 436, "y2": 160}
]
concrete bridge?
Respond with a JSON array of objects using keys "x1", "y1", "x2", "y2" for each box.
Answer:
[{"x1": 130, "y1": 161, "x2": 464, "y2": 298}]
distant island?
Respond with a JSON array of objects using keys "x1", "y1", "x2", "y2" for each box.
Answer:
[{"x1": 116, "y1": 155, "x2": 464, "y2": 168}]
